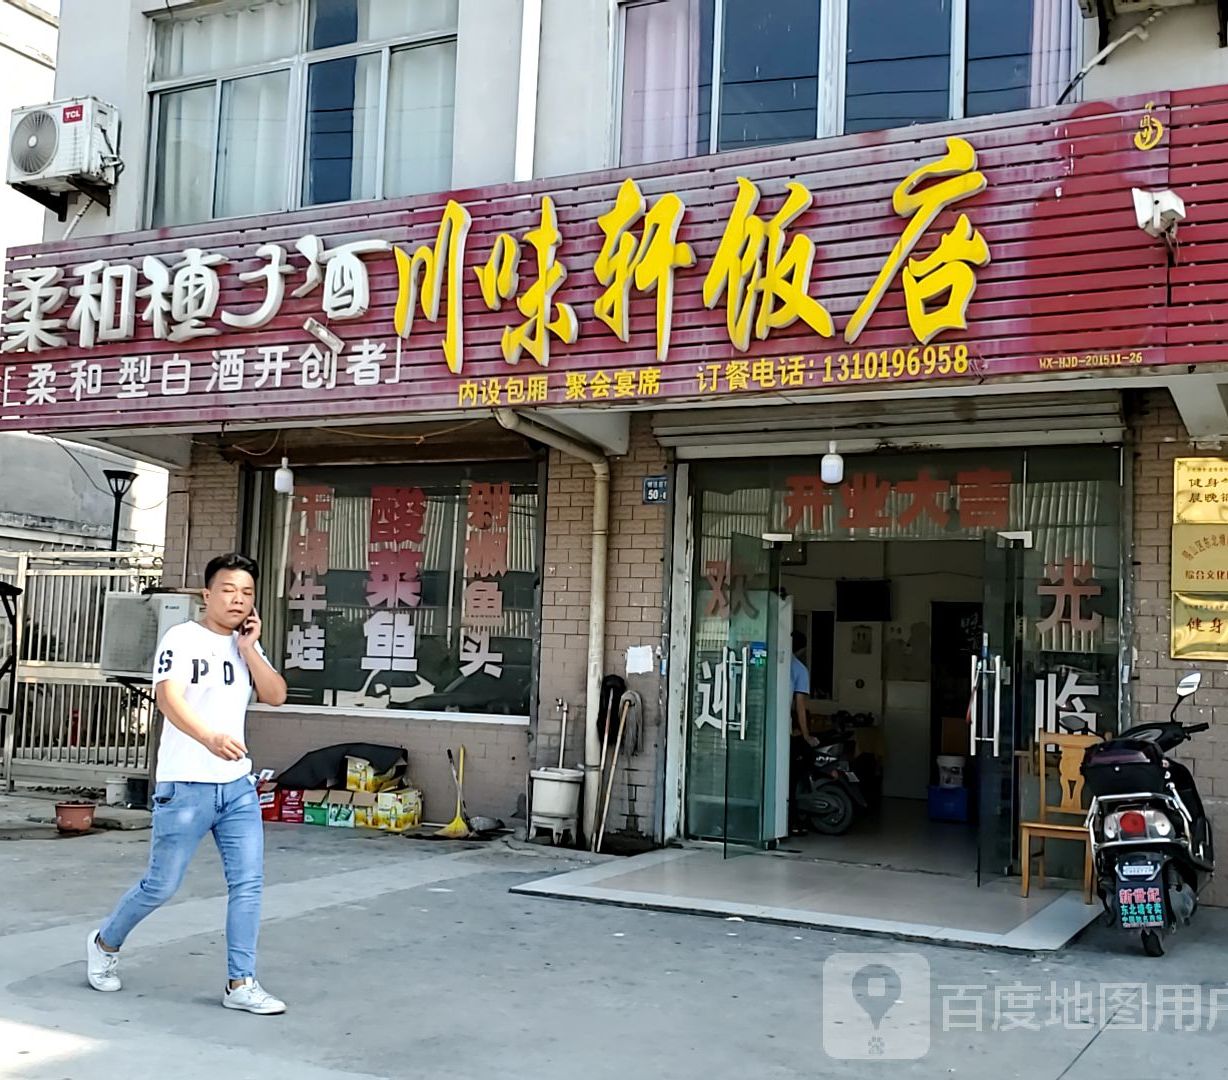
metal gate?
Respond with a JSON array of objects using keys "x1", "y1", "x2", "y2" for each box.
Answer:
[{"x1": 0, "y1": 550, "x2": 162, "y2": 791}]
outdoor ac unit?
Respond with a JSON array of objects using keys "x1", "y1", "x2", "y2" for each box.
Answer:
[
  {"x1": 100, "y1": 593, "x2": 202, "y2": 682},
  {"x1": 1077, "y1": 0, "x2": 1211, "y2": 16},
  {"x1": 6, "y1": 97, "x2": 119, "y2": 192}
]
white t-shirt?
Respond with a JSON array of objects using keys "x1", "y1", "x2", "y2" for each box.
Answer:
[{"x1": 153, "y1": 620, "x2": 261, "y2": 784}]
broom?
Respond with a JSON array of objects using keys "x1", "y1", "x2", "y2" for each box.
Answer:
[{"x1": 435, "y1": 746, "x2": 472, "y2": 839}]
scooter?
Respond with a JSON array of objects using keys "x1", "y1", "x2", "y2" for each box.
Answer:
[
  {"x1": 1075, "y1": 671, "x2": 1215, "y2": 957},
  {"x1": 792, "y1": 720, "x2": 870, "y2": 835}
]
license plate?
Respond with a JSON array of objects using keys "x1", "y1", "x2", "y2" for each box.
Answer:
[{"x1": 1116, "y1": 878, "x2": 1166, "y2": 929}]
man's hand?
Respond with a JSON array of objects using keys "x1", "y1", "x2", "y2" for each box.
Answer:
[
  {"x1": 805, "y1": 734, "x2": 819, "y2": 748},
  {"x1": 205, "y1": 731, "x2": 248, "y2": 761},
  {"x1": 237, "y1": 608, "x2": 262, "y2": 654}
]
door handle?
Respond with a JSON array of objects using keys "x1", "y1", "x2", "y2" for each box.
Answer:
[
  {"x1": 991, "y1": 655, "x2": 1002, "y2": 757},
  {"x1": 968, "y1": 655, "x2": 980, "y2": 758},
  {"x1": 739, "y1": 645, "x2": 749, "y2": 741}
]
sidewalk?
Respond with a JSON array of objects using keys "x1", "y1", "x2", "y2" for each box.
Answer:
[
  {"x1": 2, "y1": 822, "x2": 1227, "y2": 1078},
  {"x1": 0, "y1": 791, "x2": 151, "y2": 838}
]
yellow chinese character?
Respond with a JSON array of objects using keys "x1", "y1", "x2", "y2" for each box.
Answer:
[
  {"x1": 594, "y1": 178, "x2": 695, "y2": 361},
  {"x1": 903, "y1": 214, "x2": 991, "y2": 344},
  {"x1": 779, "y1": 356, "x2": 805, "y2": 387},
  {"x1": 591, "y1": 371, "x2": 612, "y2": 399},
  {"x1": 638, "y1": 368, "x2": 661, "y2": 396},
  {"x1": 565, "y1": 371, "x2": 588, "y2": 400},
  {"x1": 394, "y1": 200, "x2": 472, "y2": 374},
  {"x1": 476, "y1": 233, "x2": 520, "y2": 309},
  {"x1": 506, "y1": 377, "x2": 526, "y2": 404},
  {"x1": 697, "y1": 363, "x2": 722, "y2": 393},
  {"x1": 703, "y1": 178, "x2": 833, "y2": 352},
  {"x1": 480, "y1": 377, "x2": 502, "y2": 406},
  {"x1": 458, "y1": 380, "x2": 479, "y2": 407},
  {"x1": 751, "y1": 359, "x2": 776, "y2": 388},
  {"x1": 483, "y1": 196, "x2": 578, "y2": 367},
  {"x1": 845, "y1": 136, "x2": 990, "y2": 346},
  {"x1": 614, "y1": 370, "x2": 637, "y2": 398},
  {"x1": 527, "y1": 375, "x2": 549, "y2": 402},
  {"x1": 725, "y1": 360, "x2": 750, "y2": 391}
]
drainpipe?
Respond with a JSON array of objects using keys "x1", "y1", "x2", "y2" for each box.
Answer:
[{"x1": 495, "y1": 410, "x2": 610, "y2": 843}]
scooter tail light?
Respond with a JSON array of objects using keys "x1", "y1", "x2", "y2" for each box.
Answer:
[{"x1": 1120, "y1": 811, "x2": 1148, "y2": 837}]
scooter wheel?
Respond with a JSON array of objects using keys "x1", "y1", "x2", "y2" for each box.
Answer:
[
  {"x1": 1141, "y1": 930, "x2": 1165, "y2": 957},
  {"x1": 806, "y1": 787, "x2": 854, "y2": 836}
]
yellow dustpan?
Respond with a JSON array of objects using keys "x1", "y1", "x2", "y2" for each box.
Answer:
[{"x1": 435, "y1": 746, "x2": 472, "y2": 839}]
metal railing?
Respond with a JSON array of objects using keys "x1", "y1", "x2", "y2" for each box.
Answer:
[{"x1": 0, "y1": 549, "x2": 162, "y2": 791}]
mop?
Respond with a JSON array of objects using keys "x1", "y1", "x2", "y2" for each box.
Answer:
[
  {"x1": 595, "y1": 690, "x2": 644, "y2": 853},
  {"x1": 435, "y1": 746, "x2": 472, "y2": 839}
]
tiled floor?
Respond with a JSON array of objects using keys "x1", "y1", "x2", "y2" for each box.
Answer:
[
  {"x1": 514, "y1": 848, "x2": 1101, "y2": 951},
  {"x1": 777, "y1": 797, "x2": 977, "y2": 876}
]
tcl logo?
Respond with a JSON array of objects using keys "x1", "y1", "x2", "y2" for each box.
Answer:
[{"x1": 62, "y1": 104, "x2": 83, "y2": 123}]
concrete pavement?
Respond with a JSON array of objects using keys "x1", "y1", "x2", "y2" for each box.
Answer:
[{"x1": 1, "y1": 813, "x2": 1226, "y2": 1079}]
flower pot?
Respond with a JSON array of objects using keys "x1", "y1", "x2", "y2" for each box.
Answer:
[{"x1": 55, "y1": 801, "x2": 96, "y2": 835}]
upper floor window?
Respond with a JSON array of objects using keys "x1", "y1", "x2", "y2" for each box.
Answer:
[
  {"x1": 149, "y1": 0, "x2": 458, "y2": 227},
  {"x1": 618, "y1": 0, "x2": 1080, "y2": 167}
]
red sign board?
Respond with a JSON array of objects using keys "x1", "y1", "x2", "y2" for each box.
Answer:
[{"x1": 3, "y1": 84, "x2": 1228, "y2": 434}]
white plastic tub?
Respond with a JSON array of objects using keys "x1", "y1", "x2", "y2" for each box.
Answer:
[{"x1": 530, "y1": 767, "x2": 583, "y2": 819}]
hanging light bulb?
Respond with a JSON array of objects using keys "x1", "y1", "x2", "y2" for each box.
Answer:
[
  {"x1": 273, "y1": 456, "x2": 295, "y2": 496},
  {"x1": 820, "y1": 440, "x2": 844, "y2": 485}
]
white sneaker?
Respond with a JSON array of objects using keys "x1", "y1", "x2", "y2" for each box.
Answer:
[
  {"x1": 222, "y1": 978, "x2": 286, "y2": 1015},
  {"x1": 86, "y1": 930, "x2": 121, "y2": 992}
]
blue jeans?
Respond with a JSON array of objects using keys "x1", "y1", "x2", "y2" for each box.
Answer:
[{"x1": 100, "y1": 776, "x2": 264, "y2": 981}]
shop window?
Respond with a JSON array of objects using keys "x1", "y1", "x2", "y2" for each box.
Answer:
[
  {"x1": 844, "y1": 0, "x2": 951, "y2": 135},
  {"x1": 618, "y1": 0, "x2": 1080, "y2": 165},
  {"x1": 251, "y1": 462, "x2": 540, "y2": 718},
  {"x1": 148, "y1": 0, "x2": 458, "y2": 226}
]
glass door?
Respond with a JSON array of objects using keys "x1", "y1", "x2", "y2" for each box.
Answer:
[
  {"x1": 723, "y1": 533, "x2": 784, "y2": 855},
  {"x1": 975, "y1": 530, "x2": 1032, "y2": 886}
]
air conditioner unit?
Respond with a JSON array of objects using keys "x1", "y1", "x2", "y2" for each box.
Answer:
[
  {"x1": 1078, "y1": 0, "x2": 1211, "y2": 16},
  {"x1": 100, "y1": 592, "x2": 202, "y2": 682},
  {"x1": 6, "y1": 96, "x2": 119, "y2": 192}
]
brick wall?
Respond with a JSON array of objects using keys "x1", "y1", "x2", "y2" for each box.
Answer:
[
  {"x1": 535, "y1": 415, "x2": 671, "y2": 841},
  {"x1": 1129, "y1": 389, "x2": 1228, "y2": 906},
  {"x1": 245, "y1": 710, "x2": 529, "y2": 824},
  {"x1": 160, "y1": 442, "x2": 241, "y2": 588}
]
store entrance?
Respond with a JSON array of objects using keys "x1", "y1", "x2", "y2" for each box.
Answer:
[{"x1": 778, "y1": 538, "x2": 987, "y2": 877}]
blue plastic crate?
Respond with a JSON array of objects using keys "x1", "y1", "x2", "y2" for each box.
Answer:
[{"x1": 927, "y1": 784, "x2": 969, "y2": 823}]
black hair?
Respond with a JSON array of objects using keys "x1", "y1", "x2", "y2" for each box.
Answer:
[
  {"x1": 791, "y1": 630, "x2": 807, "y2": 654},
  {"x1": 204, "y1": 552, "x2": 260, "y2": 588}
]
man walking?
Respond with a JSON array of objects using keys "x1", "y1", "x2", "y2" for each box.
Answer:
[{"x1": 86, "y1": 553, "x2": 288, "y2": 1014}]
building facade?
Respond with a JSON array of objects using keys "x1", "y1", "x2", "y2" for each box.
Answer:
[
  {"x1": 0, "y1": 0, "x2": 165, "y2": 550},
  {"x1": 4, "y1": 0, "x2": 1228, "y2": 902}
]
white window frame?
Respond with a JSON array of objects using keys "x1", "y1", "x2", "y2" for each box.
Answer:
[
  {"x1": 144, "y1": 0, "x2": 459, "y2": 228},
  {"x1": 614, "y1": 0, "x2": 1083, "y2": 166}
]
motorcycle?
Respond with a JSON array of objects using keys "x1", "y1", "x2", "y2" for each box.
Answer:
[
  {"x1": 1073, "y1": 670, "x2": 1215, "y2": 957},
  {"x1": 792, "y1": 717, "x2": 874, "y2": 835}
]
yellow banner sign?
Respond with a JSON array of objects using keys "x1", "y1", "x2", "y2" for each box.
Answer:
[
  {"x1": 1172, "y1": 592, "x2": 1228, "y2": 660},
  {"x1": 1171, "y1": 523, "x2": 1228, "y2": 592},
  {"x1": 1173, "y1": 457, "x2": 1228, "y2": 523}
]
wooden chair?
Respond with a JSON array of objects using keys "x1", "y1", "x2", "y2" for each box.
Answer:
[{"x1": 1019, "y1": 731, "x2": 1101, "y2": 904}]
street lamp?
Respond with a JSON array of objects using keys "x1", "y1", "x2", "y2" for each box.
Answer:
[{"x1": 103, "y1": 469, "x2": 139, "y2": 551}]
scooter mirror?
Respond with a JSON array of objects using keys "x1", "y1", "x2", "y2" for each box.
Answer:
[{"x1": 1177, "y1": 671, "x2": 1202, "y2": 698}]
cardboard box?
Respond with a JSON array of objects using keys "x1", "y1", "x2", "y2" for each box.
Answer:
[
  {"x1": 303, "y1": 789, "x2": 330, "y2": 826},
  {"x1": 327, "y1": 790, "x2": 355, "y2": 828},
  {"x1": 346, "y1": 756, "x2": 375, "y2": 793},
  {"x1": 379, "y1": 789, "x2": 422, "y2": 833},
  {"x1": 257, "y1": 781, "x2": 280, "y2": 822},
  {"x1": 352, "y1": 790, "x2": 379, "y2": 828},
  {"x1": 279, "y1": 788, "x2": 305, "y2": 824}
]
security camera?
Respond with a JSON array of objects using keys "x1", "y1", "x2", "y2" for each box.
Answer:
[{"x1": 1132, "y1": 187, "x2": 1186, "y2": 240}]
